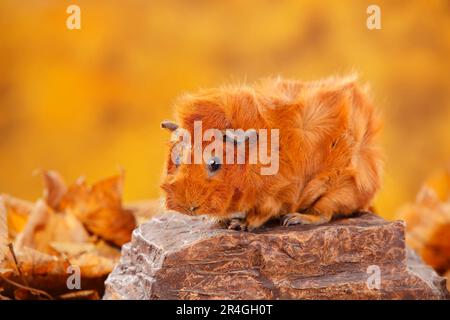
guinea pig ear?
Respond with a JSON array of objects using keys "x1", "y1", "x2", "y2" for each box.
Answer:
[{"x1": 161, "y1": 120, "x2": 179, "y2": 131}]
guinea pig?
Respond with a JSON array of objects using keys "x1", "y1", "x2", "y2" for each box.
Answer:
[{"x1": 160, "y1": 75, "x2": 383, "y2": 231}]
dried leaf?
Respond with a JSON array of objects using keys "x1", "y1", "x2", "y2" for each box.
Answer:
[
  {"x1": 0, "y1": 170, "x2": 136, "y2": 299},
  {"x1": 14, "y1": 288, "x2": 33, "y2": 300},
  {"x1": 0, "y1": 275, "x2": 53, "y2": 300},
  {"x1": 397, "y1": 185, "x2": 450, "y2": 272},
  {"x1": 14, "y1": 200, "x2": 90, "y2": 255},
  {"x1": 126, "y1": 198, "x2": 163, "y2": 225},
  {"x1": 0, "y1": 287, "x2": 11, "y2": 300},
  {"x1": 50, "y1": 239, "x2": 120, "y2": 261},
  {"x1": 92, "y1": 239, "x2": 121, "y2": 259},
  {"x1": 0, "y1": 246, "x2": 112, "y2": 298},
  {"x1": 41, "y1": 170, "x2": 67, "y2": 210},
  {"x1": 58, "y1": 290, "x2": 99, "y2": 300},
  {"x1": 3, "y1": 231, "x2": 117, "y2": 294},
  {"x1": 14, "y1": 200, "x2": 50, "y2": 252},
  {"x1": 49, "y1": 242, "x2": 96, "y2": 257},
  {"x1": 53, "y1": 212, "x2": 91, "y2": 244},
  {"x1": 1, "y1": 194, "x2": 32, "y2": 239},
  {"x1": 60, "y1": 172, "x2": 136, "y2": 246},
  {"x1": 7, "y1": 246, "x2": 67, "y2": 277},
  {"x1": 69, "y1": 252, "x2": 117, "y2": 277},
  {"x1": 0, "y1": 196, "x2": 7, "y2": 263},
  {"x1": 0, "y1": 267, "x2": 14, "y2": 277}
]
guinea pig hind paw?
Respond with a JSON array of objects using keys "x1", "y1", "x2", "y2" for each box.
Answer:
[
  {"x1": 282, "y1": 213, "x2": 301, "y2": 226},
  {"x1": 227, "y1": 218, "x2": 248, "y2": 231},
  {"x1": 281, "y1": 212, "x2": 324, "y2": 226}
]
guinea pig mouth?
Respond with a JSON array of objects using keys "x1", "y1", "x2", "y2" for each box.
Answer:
[{"x1": 179, "y1": 205, "x2": 200, "y2": 216}]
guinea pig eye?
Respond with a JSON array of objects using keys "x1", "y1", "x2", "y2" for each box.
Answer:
[
  {"x1": 174, "y1": 154, "x2": 181, "y2": 167},
  {"x1": 206, "y1": 156, "x2": 221, "y2": 174}
]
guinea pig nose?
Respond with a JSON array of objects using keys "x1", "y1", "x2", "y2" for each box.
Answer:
[{"x1": 190, "y1": 206, "x2": 199, "y2": 212}]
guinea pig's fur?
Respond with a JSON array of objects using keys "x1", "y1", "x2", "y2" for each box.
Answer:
[{"x1": 160, "y1": 75, "x2": 383, "y2": 230}]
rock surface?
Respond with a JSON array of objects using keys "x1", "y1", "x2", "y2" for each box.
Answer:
[{"x1": 104, "y1": 212, "x2": 449, "y2": 300}]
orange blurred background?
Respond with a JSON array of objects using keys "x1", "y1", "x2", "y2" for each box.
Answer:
[{"x1": 0, "y1": 0, "x2": 449, "y2": 219}]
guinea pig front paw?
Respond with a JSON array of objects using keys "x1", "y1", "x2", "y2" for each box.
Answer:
[{"x1": 227, "y1": 218, "x2": 248, "y2": 231}]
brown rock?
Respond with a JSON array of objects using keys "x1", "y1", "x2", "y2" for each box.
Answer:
[{"x1": 104, "y1": 212, "x2": 449, "y2": 300}]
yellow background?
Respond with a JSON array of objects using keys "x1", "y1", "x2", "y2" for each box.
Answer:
[{"x1": 1, "y1": 0, "x2": 449, "y2": 218}]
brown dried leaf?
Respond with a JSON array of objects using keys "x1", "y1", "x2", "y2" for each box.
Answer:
[
  {"x1": 54, "y1": 212, "x2": 91, "y2": 244},
  {"x1": 50, "y1": 240, "x2": 120, "y2": 261},
  {"x1": 0, "y1": 267, "x2": 14, "y2": 277},
  {"x1": 14, "y1": 288, "x2": 33, "y2": 300},
  {"x1": 60, "y1": 172, "x2": 136, "y2": 246},
  {"x1": 27, "y1": 244, "x2": 112, "y2": 277},
  {"x1": 11, "y1": 286, "x2": 52, "y2": 300},
  {"x1": 7, "y1": 246, "x2": 68, "y2": 277},
  {"x1": 0, "y1": 196, "x2": 7, "y2": 263},
  {"x1": 58, "y1": 290, "x2": 99, "y2": 300},
  {"x1": 14, "y1": 200, "x2": 50, "y2": 252},
  {"x1": 41, "y1": 170, "x2": 67, "y2": 211},
  {"x1": 1, "y1": 170, "x2": 135, "y2": 299},
  {"x1": 1, "y1": 194, "x2": 32, "y2": 239},
  {"x1": 126, "y1": 198, "x2": 163, "y2": 225},
  {"x1": 15, "y1": 200, "x2": 90, "y2": 255},
  {"x1": 92, "y1": 239, "x2": 121, "y2": 259},
  {"x1": 49, "y1": 242, "x2": 96, "y2": 257},
  {"x1": 0, "y1": 246, "x2": 112, "y2": 298},
  {"x1": 0, "y1": 287, "x2": 11, "y2": 300},
  {"x1": 68, "y1": 252, "x2": 117, "y2": 278},
  {"x1": 0, "y1": 248, "x2": 58, "y2": 300},
  {"x1": 397, "y1": 185, "x2": 450, "y2": 272}
]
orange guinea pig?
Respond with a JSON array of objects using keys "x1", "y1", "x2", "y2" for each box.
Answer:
[{"x1": 160, "y1": 75, "x2": 383, "y2": 231}]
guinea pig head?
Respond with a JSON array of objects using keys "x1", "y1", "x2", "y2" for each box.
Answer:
[{"x1": 160, "y1": 122, "x2": 251, "y2": 218}]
